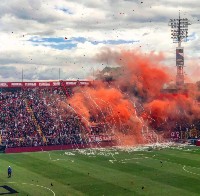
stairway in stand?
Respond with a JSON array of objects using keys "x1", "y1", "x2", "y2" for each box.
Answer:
[
  {"x1": 25, "y1": 99, "x2": 46, "y2": 143},
  {"x1": 61, "y1": 80, "x2": 71, "y2": 98}
]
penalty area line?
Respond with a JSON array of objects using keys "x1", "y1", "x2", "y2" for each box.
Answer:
[
  {"x1": 182, "y1": 165, "x2": 200, "y2": 176},
  {"x1": 109, "y1": 154, "x2": 155, "y2": 164}
]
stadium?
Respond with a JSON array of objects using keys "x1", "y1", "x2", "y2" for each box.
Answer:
[
  {"x1": 1, "y1": 1, "x2": 200, "y2": 196},
  {"x1": 0, "y1": 76, "x2": 200, "y2": 195},
  {"x1": 0, "y1": 80, "x2": 115, "y2": 153}
]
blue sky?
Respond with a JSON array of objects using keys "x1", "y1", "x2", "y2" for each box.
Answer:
[{"x1": 29, "y1": 37, "x2": 139, "y2": 50}]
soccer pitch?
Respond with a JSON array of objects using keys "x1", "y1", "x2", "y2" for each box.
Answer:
[{"x1": 0, "y1": 145, "x2": 200, "y2": 196}]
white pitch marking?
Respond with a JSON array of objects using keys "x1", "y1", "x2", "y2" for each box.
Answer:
[
  {"x1": 6, "y1": 181, "x2": 55, "y2": 196},
  {"x1": 108, "y1": 154, "x2": 153, "y2": 164},
  {"x1": 183, "y1": 165, "x2": 200, "y2": 176}
]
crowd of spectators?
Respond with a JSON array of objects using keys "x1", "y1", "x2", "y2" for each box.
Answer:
[
  {"x1": 0, "y1": 87, "x2": 89, "y2": 148},
  {"x1": 2, "y1": 87, "x2": 198, "y2": 148},
  {"x1": 25, "y1": 87, "x2": 85, "y2": 145},
  {"x1": 0, "y1": 90, "x2": 42, "y2": 147}
]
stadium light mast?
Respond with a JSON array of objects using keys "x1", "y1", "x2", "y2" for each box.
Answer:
[{"x1": 169, "y1": 11, "x2": 191, "y2": 88}]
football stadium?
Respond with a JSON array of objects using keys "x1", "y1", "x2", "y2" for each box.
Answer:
[
  {"x1": 0, "y1": 78, "x2": 200, "y2": 195},
  {"x1": 1, "y1": 1, "x2": 200, "y2": 196}
]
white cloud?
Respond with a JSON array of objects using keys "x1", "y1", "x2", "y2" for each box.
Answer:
[{"x1": 0, "y1": 0, "x2": 199, "y2": 81}]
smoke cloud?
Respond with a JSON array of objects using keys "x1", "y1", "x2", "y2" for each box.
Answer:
[{"x1": 68, "y1": 49, "x2": 200, "y2": 145}]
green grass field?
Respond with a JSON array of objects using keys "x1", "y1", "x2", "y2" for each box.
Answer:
[{"x1": 0, "y1": 145, "x2": 200, "y2": 196}]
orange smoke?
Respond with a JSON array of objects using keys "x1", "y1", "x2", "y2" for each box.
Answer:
[
  {"x1": 144, "y1": 92, "x2": 200, "y2": 134},
  {"x1": 97, "y1": 49, "x2": 172, "y2": 100},
  {"x1": 68, "y1": 84, "x2": 145, "y2": 145},
  {"x1": 67, "y1": 49, "x2": 200, "y2": 146},
  {"x1": 117, "y1": 50, "x2": 171, "y2": 99}
]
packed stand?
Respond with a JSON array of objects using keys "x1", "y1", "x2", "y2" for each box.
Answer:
[
  {"x1": 0, "y1": 91, "x2": 43, "y2": 147},
  {"x1": 25, "y1": 87, "x2": 86, "y2": 146},
  {"x1": 0, "y1": 87, "x2": 105, "y2": 148}
]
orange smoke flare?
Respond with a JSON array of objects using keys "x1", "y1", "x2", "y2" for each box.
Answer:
[{"x1": 67, "y1": 49, "x2": 200, "y2": 146}]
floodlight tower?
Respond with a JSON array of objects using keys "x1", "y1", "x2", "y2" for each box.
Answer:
[{"x1": 169, "y1": 12, "x2": 191, "y2": 88}]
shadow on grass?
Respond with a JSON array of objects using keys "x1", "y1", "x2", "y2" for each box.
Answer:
[{"x1": 0, "y1": 185, "x2": 18, "y2": 195}]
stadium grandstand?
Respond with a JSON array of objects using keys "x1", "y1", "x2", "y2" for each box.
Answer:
[{"x1": 0, "y1": 80, "x2": 114, "y2": 153}]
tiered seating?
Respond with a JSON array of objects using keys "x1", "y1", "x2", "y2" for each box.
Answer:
[
  {"x1": 0, "y1": 91, "x2": 43, "y2": 147},
  {"x1": 25, "y1": 99, "x2": 45, "y2": 141},
  {"x1": 0, "y1": 86, "x2": 107, "y2": 148},
  {"x1": 25, "y1": 88, "x2": 85, "y2": 145}
]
